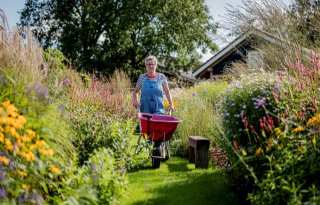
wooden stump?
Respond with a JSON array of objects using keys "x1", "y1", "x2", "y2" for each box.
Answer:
[{"x1": 189, "y1": 136, "x2": 210, "y2": 169}]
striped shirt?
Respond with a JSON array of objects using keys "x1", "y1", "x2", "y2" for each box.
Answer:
[{"x1": 136, "y1": 73, "x2": 168, "y2": 88}]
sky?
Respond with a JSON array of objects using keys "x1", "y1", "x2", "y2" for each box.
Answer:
[{"x1": 0, "y1": 0, "x2": 262, "y2": 61}]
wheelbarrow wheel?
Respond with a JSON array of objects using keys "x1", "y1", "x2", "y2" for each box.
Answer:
[
  {"x1": 151, "y1": 148, "x2": 161, "y2": 169},
  {"x1": 152, "y1": 158, "x2": 161, "y2": 169}
]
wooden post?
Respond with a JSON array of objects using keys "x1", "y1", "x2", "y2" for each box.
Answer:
[{"x1": 189, "y1": 136, "x2": 210, "y2": 169}]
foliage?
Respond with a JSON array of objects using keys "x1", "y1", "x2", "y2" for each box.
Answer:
[
  {"x1": 0, "y1": 100, "x2": 61, "y2": 204},
  {"x1": 68, "y1": 70, "x2": 135, "y2": 120},
  {"x1": 172, "y1": 81, "x2": 228, "y2": 156},
  {"x1": 290, "y1": 0, "x2": 320, "y2": 47},
  {"x1": 216, "y1": 51, "x2": 320, "y2": 204},
  {"x1": 18, "y1": 0, "x2": 218, "y2": 75},
  {"x1": 68, "y1": 104, "x2": 136, "y2": 169},
  {"x1": 0, "y1": 20, "x2": 46, "y2": 91},
  {"x1": 218, "y1": 73, "x2": 279, "y2": 159},
  {"x1": 248, "y1": 127, "x2": 320, "y2": 204},
  {"x1": 244, "y1": 52, "x2": 320, "y2": 204},
  {"x1": 1, "y1": 15, "x2": 132, "y2": 204},
  {"x1": 0, "y1": 22, "x2": 77, "y2": 180},
  {"x1": 51, "y1": 148, "x2": 127, "y2": 205},
  {"x1": 223, "y1": 0, "x2": 320, "y2": 50}
]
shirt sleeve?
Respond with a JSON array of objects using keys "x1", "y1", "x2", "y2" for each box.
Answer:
[
  {"x1": 136, "y1": 74, "x2": 145, "y2": 88},
  {"x1": 160, "y1": 74, "x2": 168, "y2": 86}
]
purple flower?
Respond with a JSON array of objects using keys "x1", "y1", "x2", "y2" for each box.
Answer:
[
  {"x1": 40, "y1": 87, "x2": 48, "y2": 98},
  {"x1": 58, "y1": 103, "x2": 66, "y2": 112},
  {"x1": 18, "y1": 194, "x2": 27, "y2": 204},
  {"x1": 192, "y1": 92, "x2": 197, "y2": 96},
  {"x1": 63, "y1": 78, "x2": 71, "y2": 86},
  {"x1": 257, "y1": 98, "x2": 266, "y2": 107},
  {"x1": 34, "y1": 82, "x2": 41, "y2": 91},
  {"x1": 0, "y1": 188, "x2": 6, "y2": 199},
  {"x1": 274, "y1": 85, "x2": 280, "y2": 91}
]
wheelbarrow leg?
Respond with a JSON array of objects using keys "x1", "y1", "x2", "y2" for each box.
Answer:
[
  {"x1": 151, "y1": 140, "x2": 161, "y2": 169},
  {"x1": 151, "y1": 131, "x2": 168, "y2": 169},
  {"x1": 162, "y1": 141, "x2": 170, "y2": 162}
]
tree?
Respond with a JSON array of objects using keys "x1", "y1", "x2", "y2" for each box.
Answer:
[
  {"x1": 19, "y1": 0, "x2": 218, "y2": 76},
  {"x1": 290, "y1": 0, "x2": 320, "y2": 46}
]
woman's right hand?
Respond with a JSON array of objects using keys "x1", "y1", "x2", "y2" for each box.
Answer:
[{"x1": 133, "y1": 100, "x2": 140, "y2": 109}]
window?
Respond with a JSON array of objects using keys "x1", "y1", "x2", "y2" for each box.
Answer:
[{"x1": 247, "y1": 50, "x2": 264, "y2": 70}]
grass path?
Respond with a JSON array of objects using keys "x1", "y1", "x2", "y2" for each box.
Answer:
[{"x1": 119, "y1": 156, "x2": 241, "y2": 205}]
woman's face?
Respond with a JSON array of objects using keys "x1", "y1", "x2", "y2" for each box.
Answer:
[{"x1": 146, "y1": 59, "x2": 157, "y2": 73}]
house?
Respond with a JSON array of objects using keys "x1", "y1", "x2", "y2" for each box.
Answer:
[
  {"x1": 158, "y1": 66, "x2": 199, "y2": 88},
  {"x1": 192, "y1": 29, "x2": 287, "y2": 80}
]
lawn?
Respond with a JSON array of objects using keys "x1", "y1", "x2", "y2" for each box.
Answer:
[{"x1": 119, "y1": 156, "x2": 242, "y2": 205}]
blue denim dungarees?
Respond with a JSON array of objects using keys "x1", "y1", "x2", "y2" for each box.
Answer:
[{"x1": 140, "y1": 74, "x2": 165, "y2": 115}]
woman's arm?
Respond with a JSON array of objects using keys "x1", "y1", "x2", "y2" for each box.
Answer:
[{"x1": 133, "y1": 86, "x2": 141, "y2": 109}]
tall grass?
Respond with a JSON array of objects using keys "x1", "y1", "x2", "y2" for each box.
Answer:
[
  {"x1": 0, "y1": 10, "x2": 46, "y2": 89},
  {"x1": 172, "y1": 81, "x2": 228, "y2": 156},
  {"x1": 68, "y1": 70, "x2": 135, "y2": 119}
]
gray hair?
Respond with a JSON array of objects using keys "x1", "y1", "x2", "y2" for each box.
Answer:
[{"x1": 145, "y1": 55, "x2": 158, "y2": 66}]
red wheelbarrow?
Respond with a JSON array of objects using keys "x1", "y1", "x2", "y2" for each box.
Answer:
[{"x1": 136, "y1": 112, "x2": 182, "y2": 168}]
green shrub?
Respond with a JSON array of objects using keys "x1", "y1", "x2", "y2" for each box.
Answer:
[
  {"x1": 245, "y1": 52, "x2": 320, "y2": 204},
  {"x1": 248, "y1": 130, "x2": 320, "y2": 204},
  {"x1": 221, "y1": 52, "x2": 320, "y2": 204},
  {"x1": 51, "y1": 148, "x2": 127, "y2": 204},
  {"x1": 218, "y1": 73, "x2": 279, "y2": 158},
  {"x1": 68, "y1": 104, "x2": 136, "y2": 169}
]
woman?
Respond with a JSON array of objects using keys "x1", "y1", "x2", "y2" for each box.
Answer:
[{"x1": 133, "y1": 55, "x2": 174, "y2": 115}]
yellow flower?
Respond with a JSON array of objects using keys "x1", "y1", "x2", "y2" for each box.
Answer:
[
  {"x1": 5, "y1": 138, "x2": 13, "y2": 151},
  {"x1": 20, "y1": 135, "x2": 31, "y2": 142},
  {"x1": 0, "y1": 117, "x2": 6, "y2": 125},
  {"x1": 5, "y1": 125, "x2": 17, "y2": 136},
  {"x1": 25, "y1": 129, "x2": 36, "y2": 139},
  {"x1": 17, "y1": 170, "x2": 28, "y2": 177},
  {"x1": 39, "y1": 148, "x2": 54, "y2": 156},
  {"x1": 307, "y1": 114, "x2": 320, "y2": 126},
  {"x1": 266, "y1": 145, "x2": 271, "y2": 152},
  {"x1": 255, "y1": 147, "x2": 263, "y2": 155},
  {"x1": 0, "y1": 156, "x2": 10, "y2": 165},
  {"x1": 2, "y1": 99, "x2": 11, "y2": 108},
  {"x1": 6, "y1": 104, "x2": 18, "y2": 115},
  {"x1": 274, "y1": 128, "x2": 282, "y2": 136},
  {"x1": 15, "y1": 115, "x2": 26, "y2": 128},
  {"x1": 34, "y1": 140, "x2": 46, "y2": 148},
  {"x1": 50, "y1": 165, "x2": 60, "y2": 174},
  {"x1": 292, "y1": 126, "x2": 305, "y2": 133},
  {"x1": 164, "y1": 100, "x2": 179, "y2": 109},
  {"x1": 0, "y1": 132, "x2": 4, "y2": 143},
  {"x1": 19, "y1": 151, "x2": 35, "y2": 162},
  {"x1": 22, "y1": 184, "x2": 30, "y2": 190}
]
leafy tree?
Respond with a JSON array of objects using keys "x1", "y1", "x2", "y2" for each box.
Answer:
[
  {"x1": 19, "y1": 0, "x2": 218, "y2": 76},
  {"x1": 290, "y1": 0, "x2": 320, "y2": 46}
]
